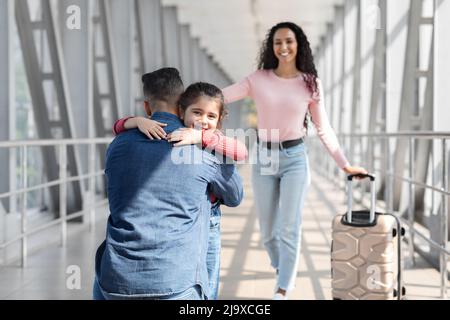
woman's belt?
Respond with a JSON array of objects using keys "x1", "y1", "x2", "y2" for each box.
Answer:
[{"x1": 258, "y1": 138, "x2": 304, "y2": 150}]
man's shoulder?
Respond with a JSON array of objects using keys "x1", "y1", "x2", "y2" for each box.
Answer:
[
  {"x1": 169, "y1": 144, "x2": 221, "y2": 167},
  {"x1": 110, "y1": 129, "x2": 137, "y2": 144},
  {"x1": 107, "y1": 129, "x2": 145, "y2": 158}
]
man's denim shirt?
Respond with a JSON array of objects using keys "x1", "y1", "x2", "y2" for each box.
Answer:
[{"x1": 95, "y1": 112, "x2": 243, "y2": 299}]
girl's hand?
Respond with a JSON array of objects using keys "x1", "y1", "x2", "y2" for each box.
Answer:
[
  {"x1": 167, "y1": 128, "x2": 202, "y2": 147},
  {"x1": 136, "y1": 117, "x2": 167, "y2": 140},
  {"x1": 343, "y1": 165, "x2": 368, "y2": 179}
]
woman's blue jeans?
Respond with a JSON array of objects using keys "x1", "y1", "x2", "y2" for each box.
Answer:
[{"x1": 251, "y1": 142, "x2": 310, "y2": 292}]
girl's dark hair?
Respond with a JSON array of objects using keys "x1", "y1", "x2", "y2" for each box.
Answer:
[
  {"x1": 257, "y1": 22, "x2": 319, "y2": 133},
  {"x1": 179, "y1": 82, "x2": 228, "y2": 129}
]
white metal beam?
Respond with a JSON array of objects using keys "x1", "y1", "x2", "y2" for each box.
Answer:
[{"x1": 110, "y1": 0, "x2": 134, "y2": 116}]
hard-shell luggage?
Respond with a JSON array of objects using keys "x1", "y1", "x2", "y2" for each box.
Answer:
[{"x1": 331, "y1": 174, "x2": 405, "y2": 300}]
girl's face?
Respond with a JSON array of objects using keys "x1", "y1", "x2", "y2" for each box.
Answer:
[
  {"x1": 273, "y1": 28, "x2": 298, "y2": 64},
  {"x1": 180, "y1": 96, "x2": 221, "y2": 130}
]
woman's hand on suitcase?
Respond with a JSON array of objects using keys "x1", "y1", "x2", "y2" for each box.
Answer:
[{"x1": 343, "y1": 166, "x2": 368, "y2": 179}]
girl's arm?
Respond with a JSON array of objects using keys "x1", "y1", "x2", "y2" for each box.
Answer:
[
  {"x1": 167, "y1": 128, "x2": 248, "y2": 161},
  {"x1": 113, "y1": 116, "x2": 134, "y2": 135},
  {"x1": 113, "y1": 116, "x2": 167, "y2": 140},
  {"x1": 202, "y1": 130, "x2": 248, "y2": 161}
]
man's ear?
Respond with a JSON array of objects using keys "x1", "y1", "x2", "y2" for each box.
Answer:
[
  {"x1": 179, "y1": 108, "x2": 184, "y2": 120},
  {"x1": 144, "y1": 101, "x2": 152, "y2": 117}
]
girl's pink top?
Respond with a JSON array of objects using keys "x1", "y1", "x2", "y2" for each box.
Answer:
[
  {"x1": 113, "y1": 116, "x2": 134, "y2": 136},
  {"x1": 222, "y1": 69, "x2": 350, "y2": 169}
]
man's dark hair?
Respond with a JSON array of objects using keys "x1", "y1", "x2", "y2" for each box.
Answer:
[{"x1": 141, "y1": 67, "x2": 184, "y2": 104}]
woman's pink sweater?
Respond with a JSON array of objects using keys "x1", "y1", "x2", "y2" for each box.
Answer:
[{"x1": 222, "y1": 69, "x2": 350, "y2": 169}]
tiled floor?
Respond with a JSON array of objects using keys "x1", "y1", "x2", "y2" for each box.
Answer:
[{"x1": 0, "y1": 165, "x2": 447, "y2": 300}]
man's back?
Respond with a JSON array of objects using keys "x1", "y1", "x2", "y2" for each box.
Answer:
[{"x1": 96, "y1": 112, "x2": 241, "y2": 298}]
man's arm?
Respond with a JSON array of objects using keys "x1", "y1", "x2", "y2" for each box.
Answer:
[{"x1": 209, "y1": 164, "x2": 243, "y2": 207}]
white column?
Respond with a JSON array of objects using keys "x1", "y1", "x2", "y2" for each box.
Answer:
[
  {"x1": 58, "y1": 0, "x2": 93, "y2": 142},
  {"x1": 333, "y1": 6, "x2": 344, "y2": 131},
  {"x1": 110, "y1": 0, "x2": 134, "y2": 116},
  {"x1": 179, "y1": 24, "x2": 192, "y2": 85},
  {"x1": 385, "y1": 0, "x2": 409, "y2": 133},
  {"x1": 360, "y1": 0, "x2": 378, "y2": 133},
  {"x1": 0, "y1": 0, "x2": 16, "y2": 214},
  {"x1": 343, "y1": 0, "x2": 358, "y2": 134},
  {"x1": 162, "y1": 6, "x2": 181, "y2": 69},
  {"x1": 435, "y1": 0, "x2": 450, "y2": 132}
]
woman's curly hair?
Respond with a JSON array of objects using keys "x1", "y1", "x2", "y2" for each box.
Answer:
[{"x1": 257, "y1": 22, "x2": 319, "y2": 133}]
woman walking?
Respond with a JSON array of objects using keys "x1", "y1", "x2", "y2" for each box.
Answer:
[{"x1": 222, "y1": 22, "x2": 367, "y2": 300}]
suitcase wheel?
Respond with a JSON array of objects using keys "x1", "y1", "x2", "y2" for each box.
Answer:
[
  {"x1": 402, "y1": 286, "x2": 406, "y2": 296},
  {"x1": 401, "y1": 227, "x2": 406, "y2": 237},
  {"x1": 392, "y1": 228, "x2": 397, "y2": 238},
  {"x1": 393, "y1": 289, "x2": 398, "y2": 297}
]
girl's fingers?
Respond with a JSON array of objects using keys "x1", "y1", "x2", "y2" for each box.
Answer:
[
  {"x1": 158, "y1": 127, "x2": 167, "y2": 138},
  {"x1": 155, "y1": 130, "x2": 163, "y2": 140},
  {"x1": 149, "y1": 129, "x2": 161, "y2": 140},
  {"x1": 156, "y1": 122, "x2": 168, "y2": 127},
  {"x1": 173, "y1": 140, "x2": 187, "y2": 147},
  {"x1": 167, "y1": 134, "x2": 178, "y2": 142},
  {"x1": 154, "y1": 128, "x2": 165, "y2": 139},
  {"x1": 141, "y1": 129, "x2": 153, "y2": 140}
]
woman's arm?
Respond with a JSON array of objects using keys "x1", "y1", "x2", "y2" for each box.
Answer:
[
  {"x1": 309, "y1": 79, "x2": 366, "y2": 175},
  {"x1": 222, "y1": 77, "x2": 251, "y2": 104},
  {"x1": 113, "y1": 116, "x2": 167, "y2": 140},
  {"x1": 167, "y1": 128, "x2": 248, "y2": 161}
]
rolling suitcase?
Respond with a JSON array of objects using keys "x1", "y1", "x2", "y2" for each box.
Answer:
[{"x1": 331, "y1": 174, "x2": 406, "y2": 300}]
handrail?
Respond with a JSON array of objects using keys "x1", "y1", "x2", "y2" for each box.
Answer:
[
  {"x1": 309, "y1": 130, "x2": 450, "y2": 299},
  {"x1": 0, "y1": 137, "x2": 112, "y2": 148},
  {"x1": 338, "y1": 131, "x2": 450, "y2": 139},
  {"x1": 0, "y1": 171, "x2": 105, "y2": 200},
  {"x1": 0, "y1": 199, "x2": 108, "y2": 250},
  {"x1": 0, "y1": 137, "x2": 113, "y2": 268}
]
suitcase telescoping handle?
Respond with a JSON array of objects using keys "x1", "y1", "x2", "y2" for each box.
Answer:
[{"x1": 347, "y1": 174, "x2": 376, "y2": 224}]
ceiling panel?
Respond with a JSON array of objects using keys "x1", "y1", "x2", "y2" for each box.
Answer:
[{"x1": 162, "y1": 0, "x2": 343, "y2": 81}]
